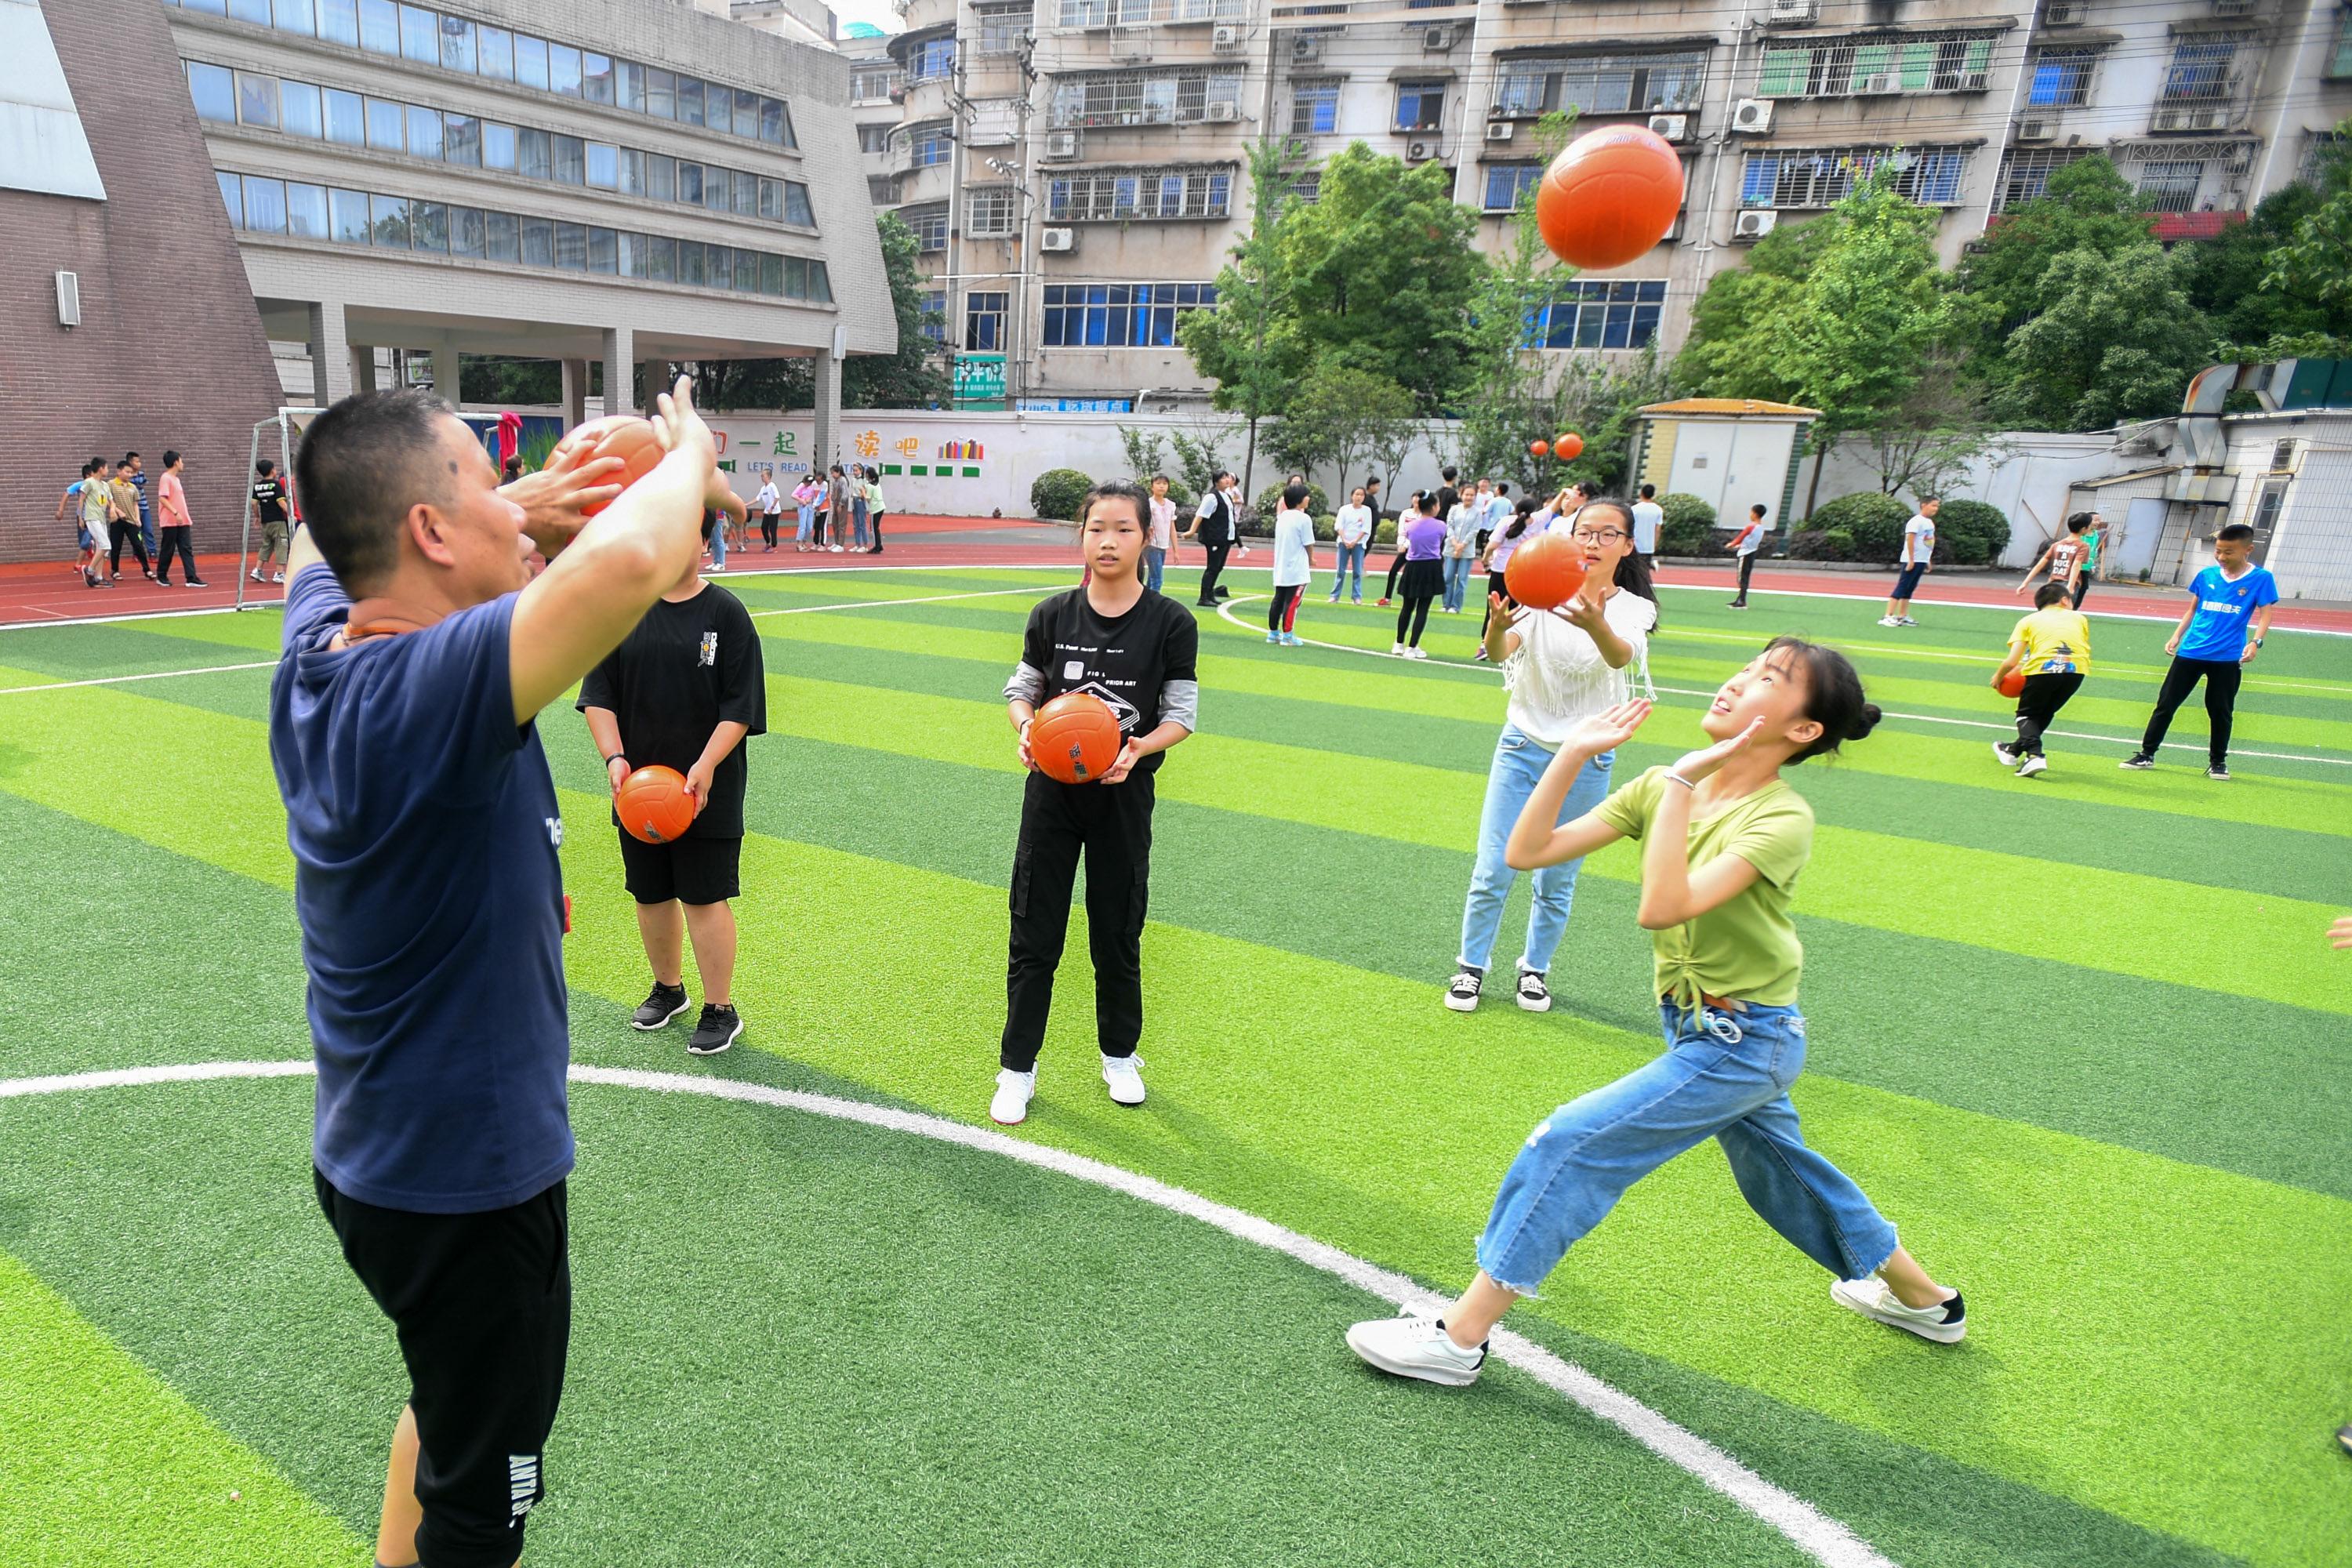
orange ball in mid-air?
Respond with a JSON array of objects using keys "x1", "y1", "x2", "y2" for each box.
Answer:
[
  {"x1": 1030, "y1": 692, "x2": 1123, "y2": 784},
  {"x1": 1535, "y1": 125, "x2": 1686, "y2": 270},
  {"x1": 1555, "y1": 433, "x2": 1584, "y2": 461},
  {"x1": 616, "y1": 764, "x2": 696, "y2": 844},
  {"x1": 1504, "y1": 531, "x2": 1591, "y2": 612},
  {"x1": 1529, "y1": 440, "x2": 1550, "y2": 458}
]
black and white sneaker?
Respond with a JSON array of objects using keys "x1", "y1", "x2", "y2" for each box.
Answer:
[
  {"x1": 631, "y1": 981, "x2": 689, "y2": 1031},
  {"x1": 1444, "y1": 966, "x2": 1483, "y2": 1012},
  {"x1": 2206, "y1": 764, "x2": 2230, "y2": 782},
  {"x1": 2118, "y1": 753, "x2": 2154, "y2": 771},
  {"x1": 688, "y1": 1004, "x2": 743, "y2": 1055},
  {"x1": 1991, "y1": 742, "x2": 2018, "y2": 768},
  {"x1": 1515, "y1": 970, "x2": 1552, "y2": 1013}
]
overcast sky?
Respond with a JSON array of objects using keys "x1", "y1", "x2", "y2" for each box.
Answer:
[{"x1": 833, "y1": 0, "x2": 899, "y2": 34}]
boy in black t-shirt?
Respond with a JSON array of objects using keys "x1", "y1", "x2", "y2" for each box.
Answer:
[
  {"x1": 579, "y1": 554, "x2": 768, "y2": 1054},
  {"x1": 251, "y1": 459, "x2": 292, "y2": 583},
  {"x1": 996, "y1": 481, "x2": 1200, "y2": 1125}
]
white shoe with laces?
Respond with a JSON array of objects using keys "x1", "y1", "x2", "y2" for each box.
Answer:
[
  {"x1": 989, "y1": 1067, "x2": 1036, "y2": 1126},
  {"x1": 1515, "y1": 969, "x2": 1551, "y2": 1012},
  {"x1": 2015, "y1": 754, "x2": 2048, "y2": 779},
  {"x1": 1101, "y1": 1052, "x2": 1147, "y2": 1105},
  {"x1": 1830, "y1": 1277, "x2": 1966, "y2": 1343},
  {"x1": 1991, "y1": 742, "x2": 2018, "y2": 768},
  {"x1": 1345, "y1": 1304, "x2": 1487, "y2": 1386},
  {"x1": 1444, "y1": 967, "x2": 1482, "y2": 1012}
]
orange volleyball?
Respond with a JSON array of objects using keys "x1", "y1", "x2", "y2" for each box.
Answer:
[
  {"x1": 1529, "y1": 440, "x2": 1550, "y2": 458},
  {"x1": 1555, "y1": 433, "x2": 1584, "y2": 460}
]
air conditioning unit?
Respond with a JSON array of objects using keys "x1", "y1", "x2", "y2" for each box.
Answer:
[
  {"x1": 2042, "y1": 0, "x2": 2082, "y2": 21},
  {"x1": 2189, "y1": 107, "x2": 2226, "y2": 131},
  {"x1": 1291, "y1": 34, "x2": 1322, "y2": 60},
  {"x1": 1486, "y1": 120, "x2": 1515, "y2": 142},
  {"x1": 55, "y1": 270, "x2": 81, "y2": 328},
  {"x1": 1856, "y1": 71, "x2": 1898, "y2": 94},
  {"x1": 1647, "y1": 114, "x2": 1690, "y2": 142},
  {"x1": 1405, "y1": 140, "x2": 1435, "y2": 161},
  {"x1": 2151, "y1": 107, "x2": 2190, "y2": 132},
  {"x1": 1422, "y1": 25, "x2": 1456, "y2": 49},
  {"x1": 1040, "y1": 227, "x2": 1076, "y2": 251},
  {"x1": 1731, "y1": 98, "x2": 1774, "y2": 134},
  {"x1": 1212, "y1": 24, "x2": 1242, "y2": 50},
  {"x1": 1044, "y1": 129, "x2": 1080, "y2": 158},
  {"x1": 1765, "y1": 0, "x2": 1817, "y2": 24},
  {"x1": 1734, "y1": 209, "x2": 1779, "y2": 239},
  {"x1": 2017, "y1": 117, "x2": 2057, "y2": 142},
  {"x1": 1111, "y1": 25, "x2": 1150, "y2": 60},
  {"x1": 1205, "y1": 101, "x2": 1237, "y2": 122}
]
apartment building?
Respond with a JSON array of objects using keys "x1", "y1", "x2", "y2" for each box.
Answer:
[
  {"x1": 826, "y1": 0, "x2": 2350, "y2": 412},
  {"x1": 160, "y1": 0, "x2": 895, "y2": 461}
]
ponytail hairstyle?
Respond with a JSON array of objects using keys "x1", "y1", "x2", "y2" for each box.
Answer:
[
  {"x1": 1504, "y1": 495, "x2": 1537, "y2": 541},
  {"x1": 1763, "y1": 637, "x2": 1881, "y2": 763}
]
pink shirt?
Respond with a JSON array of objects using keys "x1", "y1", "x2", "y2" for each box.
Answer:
[{"x1": 159, "y1": 471, "x2": 191, "y2": 528}]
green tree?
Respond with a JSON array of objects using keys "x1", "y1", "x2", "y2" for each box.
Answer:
[
  {"x1": 844, "y1": 212, "x2": 951, "y2": 409},
  {"x1": 1670, "y1": 217, "x2": 1834, "y2": 404},
  {"x1": 1179, "y1": 137, "x2": 1312, "y2": 495},
  {"x1": 1994, "y1": 241, "x2": 2213, "y2": 429},
  {"x1": 1268, "y1": 365, "x2": 1415, "y2": 492},
  {"x1": 1455, "y1": 111, "x2": 1583, "y2": 488},
  {"x1": 2263, "y1": 121, "x2": 2352, "y2": 310},
  {"x1": 2180, "y1": 183, "x2": 2347, "y2": 350}
]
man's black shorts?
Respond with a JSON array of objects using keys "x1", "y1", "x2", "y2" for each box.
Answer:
[
  {"x1": 315, "y1": 1171, "x2": 571, "y2": 1568},
  {"x1": 616, "y1": 829, "x2": 742, "y2": 906}
]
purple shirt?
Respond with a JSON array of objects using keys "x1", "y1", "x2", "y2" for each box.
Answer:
[{"x1": 1403, "y1": 514, "x2": 1446, "y2": 561}]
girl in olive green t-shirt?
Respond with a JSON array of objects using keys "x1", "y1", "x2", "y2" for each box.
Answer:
[{"x1": 1348, "y1": 637, "x2": 1969, "y2": 1388}]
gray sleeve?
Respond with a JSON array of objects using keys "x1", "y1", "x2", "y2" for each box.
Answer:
[
  {"x1": 1004, "y1": 662, "x2": 1046, "y2": 706},
  {"x1": 1160, "y1": 678, "x2": 1199, "y2": 733}
]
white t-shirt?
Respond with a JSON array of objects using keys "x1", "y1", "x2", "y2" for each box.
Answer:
[
  {"x1": 1272, "y1": 508, "x2": 1314, "y2": 586},
  {"x1": 1630, "y1": 499, "x2": 1663, "y2": 554},
  {"x1": 754, "y1": 481, "x2": 780, "y2": 514},
  {"x1": 1733, "y1": 521, "x2": 1766, "y2": 557},
  {"x1": 1503, "y1": 589, "x2": 1659, "y2": 748},
  {"x1": 1148, "y1": 495, "x2": 1176, "y2": 550},
  {"x1": 1904, "y1": 514, "x2": 1936, "y2": 565},
  {"x1": 1335, "y1": 503, "x2": 1373, "y2": 546}
]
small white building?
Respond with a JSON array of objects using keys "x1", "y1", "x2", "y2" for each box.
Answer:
[{"x1": 1632, "y1": 399, "x2": 1820, "y2": 529}]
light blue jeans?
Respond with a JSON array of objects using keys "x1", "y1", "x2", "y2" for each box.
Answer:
[
  {"x1": 1328, "y1": 542, "x2": 1366, "y2": 601},
  {"x1": 1443, "y1": 553, "x2": 1476, "y2": 612},
  {"x1": 1145, "y1": 545, "x2": 1165, "y2": 592},
  {"x1": 708, "y1": 520, "x2": 728, "y2": 568},
  {"x1": 851, "y1": 499, "x2": 872, "y2": 550},
  {"x1": 795, "y1": 503, "x2": 815, "y2": 543},
  {"x1": 1458, "y1": 727, "x2": 1611, "y2": 976},
  {"x1": 1475, "y1": 1000, "x2": 1901, "y2": 1294}
]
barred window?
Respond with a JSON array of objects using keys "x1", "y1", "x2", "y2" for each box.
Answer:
[
  {"x1": 967, "y1": 186, "x2": 1018, "y2": 236},
  {"x1": 2027, "y1": 50, "x2": 2094, "y2": 108},
  {"x1": 2161, "y1": 37, "x2": 2245, "y2": 101},
  {"x1": 1740, "y1": 146, "x2": 1969, "y2": 208},
  {"x1": 1758, "y1": 33, "x2": 1994, "y2": 99},
  {"x1": 904, "y1": 123, "x2": 953, "y2": 166},
  {"x1": 1492, "y1": 53, "x2": 1704, "y2": 118},
  {"x1": 1992, "y1": 147, "x2": 2089, "y2": 211},
  {"x1": 907, "y1": 36, "x2": 956, "y2": 83},
  {"x1": 965, "y1": 291, "x2": 1009, "y2": 350},
  {"x1": 1046, "y1": 165, "x2": 1235, "y2": 220},
  {"x1": 976, "y1": 2, "x2": 1033, "y2": 54},
  {"x1": 1041, "y1": 282, "x2": 1218, "y2": 347},
  {"x1": 1483, "y1": 164, "x2": 1541, "y2": 212},
  {"x1": 2136, "y1": 159, "x2": 2205, "y2": 212},
  {"x1": 850, "y1": 67, "x2": 899, "y2": 103},
  {"x1": 1291, "y1": 79, "x2": 1340, "y2": 136},
  {"x1": 1051, "y1": 69, "x2": 1244, "y2": 128},
  {"x1": 903, "y1": 202, "x2": 950, "y2": 250}
]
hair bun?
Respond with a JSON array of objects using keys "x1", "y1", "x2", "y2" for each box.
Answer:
[{"x1": 1849, "y1": 702, "x2": 1883, "y2": 742}]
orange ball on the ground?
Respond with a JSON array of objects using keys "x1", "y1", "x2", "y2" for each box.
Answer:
[
  {"x1": 1535, "y1": 125, "x2": 1686, "y2": 270},
  {"x1": 616, "y1": 764, "x2": 695, "y2": 844},
  {"x1": 1505, "y1": 531, "x2": 1590, "y2": 612},
  {"x1": 1998, "y1": 670, "x2": 2027, "y2": 699},
  {"x1": 1555, "y1": 433, "x2": 1584, "y2": 460},
  {"x1": 1529, "y1": 439, "x2": 1550, "y2": 458},
  {"x1": 1030, "y1": 692, "x2": 1124, "y2": 784}
]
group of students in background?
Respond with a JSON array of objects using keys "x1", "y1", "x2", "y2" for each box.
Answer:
[
  {"x1": 56, "y1": 451, "x2": 205, "y2": 589},
  {"x1": 743, "y1": 464, "x2": 887, "y2": 564}
]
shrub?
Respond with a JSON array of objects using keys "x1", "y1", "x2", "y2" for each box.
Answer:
[
  {"x1": 1312, "y1": 513, "x2": 1338, "y2": 542},
  {"x1": 1933, "y1": 499, "x2": 2012, "y2": 566},
  {"x1": 1029, "y1": 467, "x2": 1094, "y2": 523},
  {"x1": 1370, "y1": 519, "x2": 1399, "y2": 549},
  {"x1": 1657, "y1": 492, "x2": 1717, "y2": 556},
  {"x1": 1786, "y1": 528, "x2": 1856, "y2": 562},
  {"x1": 1255, "y1": 481, "x2": 1332, "y2": 521},
  {"x1": 1806, "y1": 492, "x2": 1911, "y2": 561}
]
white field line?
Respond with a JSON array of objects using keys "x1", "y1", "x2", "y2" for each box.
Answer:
[
  {"x1": 0, "y1": 660, "x2": 277, "y2": 696},
  {"x1": 0, "y1": 1057, "x2": 1900, "y2": 1568}
]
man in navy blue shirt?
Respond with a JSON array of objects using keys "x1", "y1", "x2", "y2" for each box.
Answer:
[
  {"x1": 270, "y1": 377, "x2": 723, "y2": 1568},
  {"x1": 2119, "y1": 523, "x2": 2279, "y2": 782}
]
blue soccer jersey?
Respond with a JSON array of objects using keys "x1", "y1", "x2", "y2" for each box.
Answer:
[{"x1": 2176, "y1": 564, "x2": 2278, "y2": 662}]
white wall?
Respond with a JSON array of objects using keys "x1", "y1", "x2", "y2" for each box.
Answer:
[{"x1": 1800, "y1": 430, "x2": 2119, "y2": 566}]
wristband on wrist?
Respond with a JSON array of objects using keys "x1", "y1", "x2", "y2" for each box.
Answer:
[
  {"x1": 604, "y1": 753, "x2": 627, "y2": 768},
  {"x1": 1664, "y1": 771, "x2": 1697, "y2": 791}
]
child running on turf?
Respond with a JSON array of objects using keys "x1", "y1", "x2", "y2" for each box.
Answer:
[
  {"x1": 1991, "y1": 582, "x2": 2092, "y2": 779},
  {"x1": 1348, "y1": 639, "x2": 1967, "y2": 1385},
  {"x1": 1447, "y1": 499, "x2": 1657, "y2": 1015},
  {"x1": 1392, "y1": 495, "x2": 1446, "y2": 659},
  {"x1": 995, "y1": 481, "x2": 1200, "y2": 1126},
  {"x1": 1269, "y1": 481, "x2": 1315, "y2": 645}
]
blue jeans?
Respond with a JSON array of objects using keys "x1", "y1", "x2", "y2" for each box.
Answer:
[
  {"x1": 1145, "y1": 546, "x2": 1165, "y2": 592},
  {"x1": 1328, "y1": 542, "x2": 1365, "y2": 601},
  {"x1": 1458, "y1": 728, "x2": 1611, "y2": 976},
  {"x1": 795, "y1": 503, "x2": 814, "y2": 543},
  {"x1": 1476, "y1": 1000, "x2": 1901, "y2": 1295},
  {"x1": 1443, "y1": 553, "x2": 1475, "y2": 612},
  {"x1": 851, "y1": 499, "x2": 871, "y2": 550},
  {"x1": 708, "y1": 524, "x2": 727, "y2": 568}
]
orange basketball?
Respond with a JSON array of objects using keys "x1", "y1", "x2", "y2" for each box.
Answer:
[
  {"x1": 1030, "y1": 692, "x2": 1123, "y2": 784},
  {"x1": 616, "y1": 764, "x2": 696, "y2": 844},
  {"x1": 1998, "y1": 670, "x2": 2027, "y2": 699},
  {"x1": 1555, "y1": 433, "x2": 1584, "y2": 461},
  {"x1": 1504, "y1": 530, "x2": 1591, "y2": 612},
  {"x1": 578, "y1": 418, "x2": 666, "y2": 517},
  {"x1": 1530, "y1": 439, "x2": 1549, "y2": 458},
  {"x1": 1535, "y1": 125, "x2": 1686, "y2": 270}
]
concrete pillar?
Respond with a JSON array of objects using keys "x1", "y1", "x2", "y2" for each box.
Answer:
[
  {"x1": 811, "y1": 350, "x2": 842, "y2": 473},
  {"x1": 350, "y1": 344, "x2": 378, "y2": 394},
  {"x1": 306, "y1": 300, "x2": 354, "y2": 408},
  {"x1": 637, "y1": 359, "x2": 666, "y2": 416},
  {"x1": 430, "y1": 344, "x2": 463, "y2": 409},
  {"x1": 600, "y1": 327, "x2": 634, "y2": 423},
  {"x1": 561, "y1": 358, "x2": 588, "y2": 426}
]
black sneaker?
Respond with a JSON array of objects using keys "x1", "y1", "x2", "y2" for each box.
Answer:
[
  {"x1": 631, "y1": 981, "x2": 689, "y2": 1031},
  {"x1": 1443, "y1": 966, "x2": 1483, "y2": 1013},
  {"x1": 1515, "y1": 969, "x2": 1552, "y2": 1013},
  {"x1": 2118, "y1": 753, "x2": 2154, "y2": 771},
  {"x1": 688, "y1": 1003, "x2": 743, "y2": 1055},
  {"x1": 2206, "y1": 763, "x2": 2230, "y2": 782}
]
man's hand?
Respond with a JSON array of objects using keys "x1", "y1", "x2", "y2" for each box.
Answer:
[
  {"x1": 606, "y1": 754, "x2": 630, "y2": 796},
  {"x1": 684, "y1": 757, "x2": 716, "y2": 815},
  {"x1": 1098, "y1": 739, "x2": 1141, "y2": 786},
  {"x1": 504, "y1": 459, "x2": 626, "y2": 559}
]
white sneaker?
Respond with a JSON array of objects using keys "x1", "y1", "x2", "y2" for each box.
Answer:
[
  {"x1": 1345, "y1": 1305, "x2": 1486, "y2": 1387},
  {"x1": 989, "y1": 1067, "x2": 1036, "y2": 1126},
  {"x1": 829, "y1": 544, "x2": 844, "y2": 553},
  {"x1": 1829, "y1": 1277, "x2": 1965, "y2": 1344},
  {"x1": 1101, "y1": 1052, "x2": 1146, "y2": 1106},
  {"x1": 1898, "y1": 616, "x2": 1918, "y2": 626},
  {"x1": 1443, "y1": 967, "x2": 1482, "y2": 1012},
  {"x1": 1515, "y1": 970, "x2": 1552, "y2": 1013},
  {"x1": 1406, "y1": 647, "x2": 1429, "y2": 660},
  {"x1": 1392, "y1": 641, "x2": 1407, "y2": 656},
  {"x1": 1991, "y1": 742, "x2": 2017, "y2": 768},
  {"x1": 271, "y1": 571, "x2": 285, "y2": 583},
  {"x1": 1877, "y1": 615, "x2": 1900, "y2": 627},
  {"x1": 2015, "y1": 754, "x2": 2048, "y2": 779}
]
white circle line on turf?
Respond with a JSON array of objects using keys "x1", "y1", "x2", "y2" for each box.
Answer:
[
  {"x1": 0, "y1": 1057, "x2": 1900, "y2": 1568},
  {"x1": 1218, "y1": 596, "x2": 2352, "y2": 770}
]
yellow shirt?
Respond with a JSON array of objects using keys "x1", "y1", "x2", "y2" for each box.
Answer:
[{"x1": 2009, "y1": 608, "x2": 2092, "y2": 677}]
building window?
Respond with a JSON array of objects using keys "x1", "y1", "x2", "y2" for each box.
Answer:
[
  {"x1": 281, "y1": 80, "x2": 324, "y2": 138},
  {"x1": 1492, "y1": 53, "x2": 1705, "y2": 118},
  {"x1": 1483, "y1": 164, "x2": 1541, "y2": 212},
  {"x1": 2027, "y1": 50, "x2": 2094, "y2": 108},
  {"x1": 2136, "y1": 159, "x2": 2205, "y2": 212},
  {"x1": 1527, "y1": 279, "x2": 1667, "y2": 349},
  {"x1": 215, "y1": 170, "x2": 242, "y2": 227},
  {"x1": 2332, "y1": 10, "x2": 2352, "y2": 78},
  {"x1": 1291, "y1": 80, "x2": 1340, "y2": 136},
  {"x1": 977, "y1": 2, "x2": 1033, "y2": 54},
  {"x1": 330, "y1": 186, "x2": 370, "y2": 242},
  {"x1": 907, "y1": 36, "x2": 956, "y2": 83},
  {"x1": 405, "y1": 103, "x2": 443, "y2": 159},
  {"x1": 241, "y1": 175, "x2": 289, "y2": 233},
  {"x1": 371, "y1": 191, "x2": 410, "y2": 248},
  {"x1": 397, "y1": 2, "x2": 435, "y2": 64},
  {"x1": 236, "y1": 70, "x2": 281, "y2": 129},
  {"x1": 859, "y1": 122, "x2": 893, "y2": 153},
  {"x1": 1993, "y1": 147, "x2": 2089, "y2": 211},
  {"x1": 1758, "y1": 34, "x2": 1995, "y2": 98},
  {"x1": 1740, "y1": 145, "x2": 1969, "y2": 208},
  {"x1": 1051, "y1": 69, "x2": 1245, "y2": 129},
  {"x1": 186, "y1": 61, "x2": 236, "y2": 123},
  {"x1": 923, "y1": 290, "x2": 948, "y2": 341},
  {"x1": 869, "y1": 174, "x2": 897, "y2": 204},
  {"x1": 967, "y1": 186, "x2": 1018, "y2": 235},
  {"x1": 966, "y1": 290, "x2": 1009, "y2": 350},
  {"x1": 906, "y1": 124, "x2": 953, "y2": 166},
  {"x1": 1046, "y1": 165, "x2": 1235, "y2": 220},
  {"x1": 366, "y1": 96, "x2": 404, "y2": 151},
  {"x1": 905, "y1": 203, "x2": 950, "y2": 250},
  {"x1": 1041, "y1": 282, "x2": 1218, "y2": 347},
  {"x1": 1395, "y1": 81, "x2": 1445, "y2": 132},
  {"x1": 1290, "y1": 171, "x2": 1322, "y2": 203},
  {"x1": 286, "y1": 180, "x2": 329, "y2": 238},
  {"x1": 2161, "y1": 37, "x2": 2245, "y2": 101},
  {"x1": 358, "y1": 0, "x2": 398, "y2": 56},
  {"x1": 850, "y1": 67, "x2": 900, "y2": 103}
]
